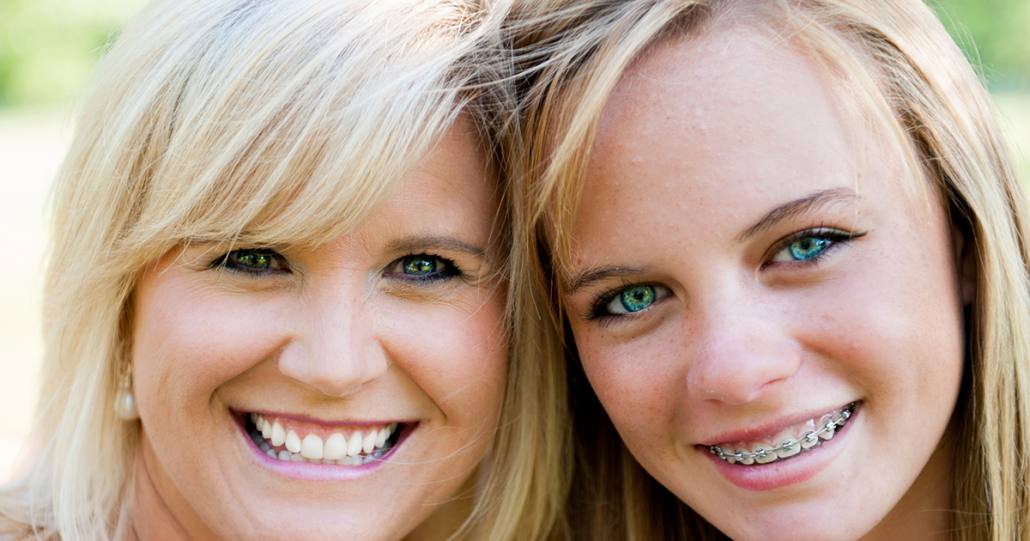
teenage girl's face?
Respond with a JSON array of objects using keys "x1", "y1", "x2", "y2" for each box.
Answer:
[
  {"x1": 131, "y1": 120, "x2": 506, "y2": 540},
  {"x1": 562, "y1": 26, "x2": 967, "y2": 540}
]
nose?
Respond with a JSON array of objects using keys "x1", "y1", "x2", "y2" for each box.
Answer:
[
  {"x1": 278, "y1": 291, "x2": 389, "y2": 397},
  {"x1": 685, "y1": 294, "x2": 802, "y2": 405}
]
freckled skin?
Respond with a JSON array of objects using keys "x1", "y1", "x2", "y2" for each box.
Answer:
[
  {"x1": 130, "y1": 121, "x2": 507, "y2": 541},
  {"x1": 563, "y1": 25, "x2": 965, "y2": 541}
]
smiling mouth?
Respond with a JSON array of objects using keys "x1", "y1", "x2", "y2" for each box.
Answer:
[
  {"x1": 707, "y1": 402, "x2": 858, "y2": 466},
  {"x1": 242, "y1": 413, "x2": 405, "y2": 466}
]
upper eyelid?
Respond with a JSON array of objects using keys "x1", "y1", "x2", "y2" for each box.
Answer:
[
  {"x1": 208, "y1": 250, "x2": 292, "y2": 278},
  {"x1": 384, "y1": 254, "x2": 469, "y2": 286},
  {"x1": 587, "y1": 281, "x2": 669, "y2": 320},
  {"x1": 764, "y1": 227, "x2": 862, "y2": 260}
]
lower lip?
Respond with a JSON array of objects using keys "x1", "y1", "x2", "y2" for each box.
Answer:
[
  {"x1": 232, "y1": 413, "x2": 411, "y2": 481},
  {"x1": 702, "y1": 407, "x2": 859, "y2": 492}
]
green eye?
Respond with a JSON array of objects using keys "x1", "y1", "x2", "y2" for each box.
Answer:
[
  {"x1": 222, "y1": 249, "x2": 287, "y2": 274},
  {"x1": 401, "y1": 256, "x2": 441, "y2": 276},
  {"x1": 620, "y1": 285, "x2": 656, "y2": 312},
  {"x1": 233, "y1": 252, "x2": 272, "y2": 270},
  {"x1": 769, "y1": 229, "x2": 856, "y2": 265},
  {"x1": 391, "y1": 254, "x2": 460, "y2": 283},
  {"x1": 601, "y1": 284, "x2": 662, "y2": 316},
  {"x1": 787, "y1": 237, "x2": 832, "y2": 261}
]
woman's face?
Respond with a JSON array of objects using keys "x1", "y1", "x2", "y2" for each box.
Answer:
[
  {"x1": 562, "y1": 26, "x2": 967, "y2": 540},
  {"x1": 131, "y1": 121, "x2": 506, "y2": 540}
]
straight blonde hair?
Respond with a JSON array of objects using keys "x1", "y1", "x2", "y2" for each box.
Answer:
[
  {"x1": 510, "y1": 1, "x2": 1030, "y2": 539},
  {"x1": 0, "y1": 1, "x2": 569, "y2": 539}
]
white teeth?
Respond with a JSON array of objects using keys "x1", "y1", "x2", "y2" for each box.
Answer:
[
  {"x1": 776, "y1": 439, "x2": 801, "y2": 458},
  {"x1": 773, "y1": 428, "x2": 801, "y2": 458},
  {"x1": 271, "y1": 422, "x2": 286, "y2": 447},
  {"x1": 347, "y1": 431, "x2": 364, "y2": 457},
  {"x1": 710, "y1": 403, "x2": 857, "y2": 466},
  {"x1": 753, "y1": 444, "x2": 778, "y2": 464},
  {"x1": 249, "y1": 415, "x2": 400, "y2": 466},
  {"x1": 301, "y1": 434, "x2": 324, "y2": 460},
  {"x1": 324, "y1": 433, "x2": 347, "y2": 460},
  {"x1": 362, "y1": 430, "x2": 377, "y2": 454},
  {"x1": 285, "y1": 430, "x2": 301, "y2": 453},
  {"x1": 799, "y1": 419, "x2": 818, "y2": 449}
]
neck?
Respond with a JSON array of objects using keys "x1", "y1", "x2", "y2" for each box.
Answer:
[
  {"x1": 126, "y1": 432, "x2": 219, "y2": 541},
  {"x1": 861, "y1": 433, "x2": 956, "y2": 540}
]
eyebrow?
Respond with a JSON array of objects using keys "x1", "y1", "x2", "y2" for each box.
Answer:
[
  {"x1": 563, "y1": 188, "x2": 858, "y2": 294},
  {"x1": 735, "y1": 187, "x2": 859, "y2": 242},
  {"x1": 565, "y1": 265, "x2": 649, "y2": 295},
  {"x1": 385, "y1": 235, "x2": 487, "y2": 258}
]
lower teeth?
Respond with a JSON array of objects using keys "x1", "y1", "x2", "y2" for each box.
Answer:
[{"x1": 709, "y1": 403, "x2": 856, "y2": 466}]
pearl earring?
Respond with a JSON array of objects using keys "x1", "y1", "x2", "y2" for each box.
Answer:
[{"x1": 114, "y1": 363, "x2": 139, "y2": 421}]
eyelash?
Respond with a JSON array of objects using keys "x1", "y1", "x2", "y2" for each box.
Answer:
[
  {"x1": 210, "y1": 248, "x2": 289, "y2": 276},
  {"x1": 762, "y1": 227, "x2": 864, "y2": 270},
  {"x1": 587, "y1": 282, "x2": 669, "y2": 323},
  {"x1": 384, "y1": 253, "x2": 464, "y2": 283},
  {"x1": 209, "y1": 248, "x2": 464, "y2": 284},
  {"x1": 585, "y1": 227, "x2": 865, "y2": 323}
]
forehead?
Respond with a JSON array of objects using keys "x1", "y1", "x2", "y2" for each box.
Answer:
[
  {"x1": 570, "y1": 22, "x2": 928, "y2": 274},
  {"x1": 373, "y1": 117, "x2": 497, "y2": 231},
  {"x1": 593, "y1": 23, "x2": 858, "y2": 187}
]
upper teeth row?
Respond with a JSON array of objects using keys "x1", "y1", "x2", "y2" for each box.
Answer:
[
  {"x1": 709, "y1": 403, "x2": 855, "y2": 466},
  {"x1": 250, "y1": 413, "x2": 397, "y2": 461}
]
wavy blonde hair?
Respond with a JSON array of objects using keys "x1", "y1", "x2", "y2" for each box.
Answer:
[
  {"x1": 510, "y1": 1, "x2": 1030, "y2": 539},
  {"x1": 0, "y1": 1, "x2": 569, "y2": 539}
]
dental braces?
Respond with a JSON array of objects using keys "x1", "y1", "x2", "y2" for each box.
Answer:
[{"x1": 708, "y1": 402, "x2": 856, "y2": 465}]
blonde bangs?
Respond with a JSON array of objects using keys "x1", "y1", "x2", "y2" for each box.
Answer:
[{"x1": 70, "y1": 0, "x2": 499, "y2": 265}]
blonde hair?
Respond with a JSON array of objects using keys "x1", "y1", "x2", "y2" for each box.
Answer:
[
  {"x1": 511, "y1": 1, "x2": 1030, "y2": 539},
  {"x1": 0, "y1": 0, "x2": 568, "y2": 539}
]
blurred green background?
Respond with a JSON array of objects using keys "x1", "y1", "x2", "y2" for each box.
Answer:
[
  {"x1": 0, "y1": 0, "x2": 1027, "y2": 106},
  {"x1": 1, "y1": 0, "x2": 1024, "y2": 172},
  {"x1": 0, "y1": 1, "x2": 1028, "y2": 479}
]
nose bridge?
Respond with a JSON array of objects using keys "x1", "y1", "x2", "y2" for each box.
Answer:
[
  {"x1": 686, "y1": 282, "x2": 801, "y2": 405},
  {"x1": 278, "y1": 279, "x2": 389, "y2": 397}
]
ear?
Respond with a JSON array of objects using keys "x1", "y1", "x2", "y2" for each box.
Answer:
[{"x1": 950, "y1": 221, "x2": 976, "y2": 306}]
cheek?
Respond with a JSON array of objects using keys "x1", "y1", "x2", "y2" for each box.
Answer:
[
  {"x1": 131, "y1": 279, "x2": 287, "y2": 422},
  {"x1": 795, "y1": 236, "x2": 965, "y2": 412},
  {"x1": 574, "y1": 327, "x2": 680, "y2": 448},
  {"x1": 381, "y1": 292, "x2": 507, "y2": 421}
]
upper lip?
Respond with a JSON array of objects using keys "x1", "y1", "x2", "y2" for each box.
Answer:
[
  {"x1": 697, "y1": 401, "x2": 857, "y2": 447},
  {"x1": 237, "y1": 409, "x2": 414, "y2": 429}
]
